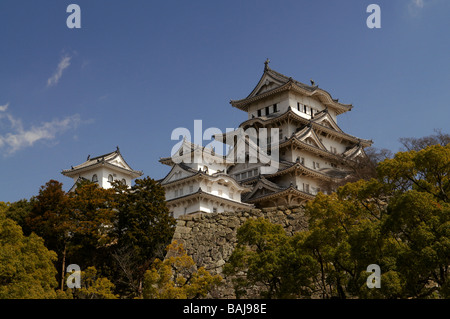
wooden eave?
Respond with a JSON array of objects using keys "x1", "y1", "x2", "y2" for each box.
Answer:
[
  {"x1": 165, "y1": 189, "x2": 253, "y2": 208},
  {"x1": 244, "y1": 186, "x2": 315, "y2": 204}
]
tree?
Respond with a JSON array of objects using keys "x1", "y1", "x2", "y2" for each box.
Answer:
[
  {"x1": 0, "y1": 211, "x2": 58, "y2": 298},
  {"x1": 399, "y1": 129, "x2": 450, "y2": 152},
  {"x1": 143, "y1": 241, "x2": 222, "y2": 299},
  {"x1": 68, "y1": 266, "x2": 118, "y2": 299},
  {"x1": 111, "y1": 177, "x2": 176, "y2": 297},
  {"x1": 66, "y1": 180, "x2": 117, "y2": 273},
  {"x1": 0, "y1": 199, "x2": 33, "y2": 231},
  {"x1": 224, "y1": 217, "x2": 317, "y2": 298},
  {"x1": 225, "y1": 143, "x2": 449, "y2": 299},
  {"x1": 25, "y1": 180, "x2": 72, "y2": 290}
]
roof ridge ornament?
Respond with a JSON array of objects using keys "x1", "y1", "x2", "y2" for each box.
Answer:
[{"x1": 264, "y1": 58, "x2": 270, "y2": 71}]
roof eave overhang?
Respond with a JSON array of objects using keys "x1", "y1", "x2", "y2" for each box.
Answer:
[
  {"x1": 62, "y1": 162, "x2": 143, "y2": 179},
  {"x1": 230, "y1": 82, "x2": 352, "y2": 115}
]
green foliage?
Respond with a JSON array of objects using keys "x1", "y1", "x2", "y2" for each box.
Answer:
[
  {"x1": 224, "y1": 218, "x2": 317, "y2": 298},
  {"x1": 68, "y1": 266, "x2": 118, "y2": 299},
  {"x1": 0, "y1": 211, "x2": 58, "y2": 298},
  {"x1": 2, "y1": 176, "x2": 175, "y2": 299},
  {"x1": 111, "y1": 176, "x2": 177, "y2": 297},
  {"x1": 0, "y1": 199, "x2": 33, "y2": 230},
  {"x1": 226, "y1": 144, "x2": 450, "y2": 299},
  {"x1": 143, "y1": 241, "x2": 222, "y2": 299}
]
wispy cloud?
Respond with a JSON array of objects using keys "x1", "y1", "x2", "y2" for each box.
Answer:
[
  {"x1": 0, "y1": 103, "x2": 8, "y2": 112},
  {"x1": 412, "y1": 0, "x2": 425, "y2": 7},
  {"x1": 47, "y1": 55, "x2": 72, "y2": 87},
  {"x1": 0, "y1": 103, "x2": 82, "y2": 156},
  {"x1": 408, "y1": 0, "x2": 425, "y2": 16}
]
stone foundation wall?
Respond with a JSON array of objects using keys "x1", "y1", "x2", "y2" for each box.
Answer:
[{"x1": 171, "y1": 206, "x2": 308, "y2": 298}]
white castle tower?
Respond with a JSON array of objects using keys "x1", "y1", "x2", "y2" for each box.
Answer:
[
  {"x1": 160, "y1": 61, "x2": 372, "y2": 217},
  {"x1": 62, "y1": 146, "x2": 143, "y2": 191}
]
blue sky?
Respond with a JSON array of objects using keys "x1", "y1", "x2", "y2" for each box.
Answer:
[{"x1": 1, "y1": 0, "x2": 449, "y2": 202}]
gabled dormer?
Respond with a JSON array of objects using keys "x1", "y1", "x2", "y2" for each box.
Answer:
[{"x1": 62, "y1": 147, "x2": 143, "y2": 190}]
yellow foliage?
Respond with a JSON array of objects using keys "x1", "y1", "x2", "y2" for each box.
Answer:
[{"x1": 143, "y1": 241, "x2": 222, "y2": 299}]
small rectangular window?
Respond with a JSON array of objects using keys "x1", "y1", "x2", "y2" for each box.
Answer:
[
  {"x1": 257, "y1": 109, "x2": 262, "y2": 117},
  {"x1": 265, "y1": 106, "x2": 269, "y2": 115},
  {"x1": 304, "y1": 184, "x2": 310, "y2": 193},
  {"x1": 213, "y1": 208, "x2": 217, "y2": 213},
  {"x1": 273, "y1": 104, "x2": 278, "y2": 112}
]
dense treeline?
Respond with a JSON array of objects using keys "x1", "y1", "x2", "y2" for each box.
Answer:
[
  {"x1": 224, "y1": 132, "x2": 450, "y2": 299},
  {"x1": 1, "y1": 177, "x2": 178, "y2": 298},
  {"x1": 1, "y1": 131, "x2": 449, "y2": 298}
]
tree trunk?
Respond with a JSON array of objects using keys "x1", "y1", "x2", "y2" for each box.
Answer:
[{"x1": 60, "y1": 244, "x2": 67, "y2": 290}]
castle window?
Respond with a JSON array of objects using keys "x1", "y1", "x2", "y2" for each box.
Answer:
[
  {"x1": 265, "y1": 106, "x2": 269, "y2": 115},
  {"x1": 273, "y1": 104, "x2": 278, "y2": 112},
  {"x1": 257, "y1": 109, "x2": 262, "y2": 117},
  {"x1": 213, "y1": 208, "x2": 217, "y2": 213},
  {"x1": 92, "y1": 174, "x2": 98, "y2": 183},
  {"x1": 303, "y1": 183, "x2": 310, "y2": 193},
  {"x1": 108, "y1": 174, "x2": 113, "y2": 182},
  {"x1": 121, "y1": 179, "x2": 126, "y2": 185}
]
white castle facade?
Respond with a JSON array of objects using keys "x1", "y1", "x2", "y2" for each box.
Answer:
[
  {"x1": 62, "y1": 62, "x2": 372, "y2": 219},
  {"x1": 159, "y1": 61, "x2": 372, "y2": 218}
]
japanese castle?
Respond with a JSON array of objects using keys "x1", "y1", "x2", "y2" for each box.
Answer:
[
  {"x1": 158, "y1": 61, "x2": 372, "y2": 218},
  {"x1": 62, "y1": 61, "x2": 372, "y2": 218}
]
